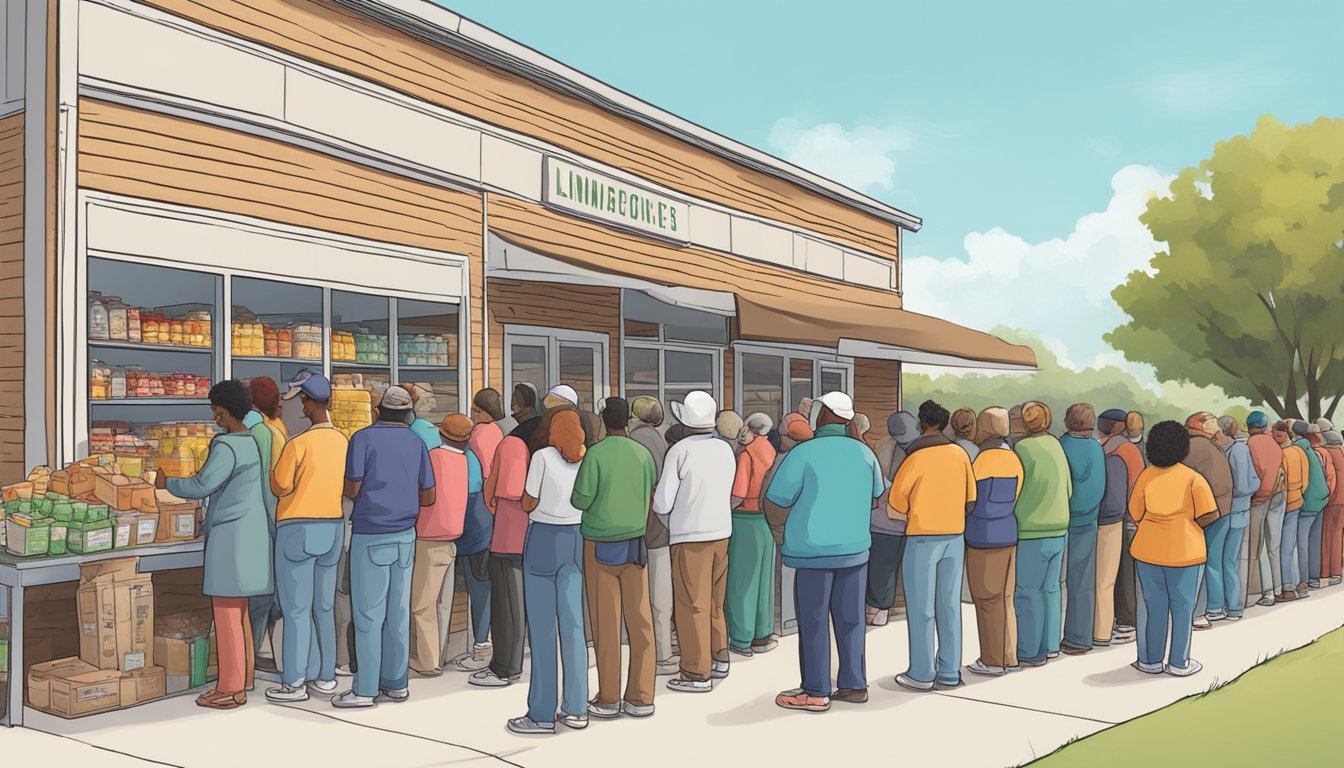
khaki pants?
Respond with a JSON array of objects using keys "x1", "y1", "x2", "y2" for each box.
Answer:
[
  {"x1": 584, "y1": 541, "x2": 656, "y2": 707},
  {"x1": 966, "y1": 545, "x2": 1016, "y2": 669},
  {"x1": 1094, "y1": 523, "x2": 1122, "y2": 644},
  {"x1": 408, "y1": 539, "x2": 456, "y2": 673},
  {"x1": 671, "y1": 539, "x2": 730, "y2": 681},
  {"x1": 648, "y1": 545, "x2": 676, "y2": 663}
]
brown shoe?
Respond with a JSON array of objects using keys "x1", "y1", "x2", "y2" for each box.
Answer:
[
  {"x1": 196, "y1": 689, "x2": 246, "y2": 710},
  {"x1": 831, "y1": 688, "x2": 868, "y2": 704},
  {"x1": 1060, "y1": 643, "x2": 1092, "y2": 656},
  {"x1": 1276, "y1": 590, "x2": 1297, "y2": 603}
]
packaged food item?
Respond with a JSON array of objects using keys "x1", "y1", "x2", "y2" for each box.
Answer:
[
  {"x1": 68, "y1": 517, "x2": 115, "y2": 554},
  {"x1": 110, "y1": 365, "x2": 126, "y2": 400},
  {"x1": 90, "y1": 362, "x2": 112, "y2": 401},
  {"x1": 106, "y1": 297, "x2": 128, "y2": 342},
  {"x1": 277, "y1": 327, "x2": 294, "y2": 358},
  {"x1": 7, "y1": 512, "x2": 53, "y2": 557},
  {"x1": 168, "y1": 318, "x2": 184, "y2": 346},
  {"x1": 89, "y1": 294, "x2": 109, "y2": 341},
  {"x1": 126, "y1": 306, "x2": 142, "y2": 343},
  {"x1": 294, "y1": 325, "x2": 322, "y2": 360}
]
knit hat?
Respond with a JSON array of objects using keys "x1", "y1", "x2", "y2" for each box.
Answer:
[
  {"x1": 743, "y1": 412, "x2": 773, "y2": 436},
  {"x1": 949, "y1": 408, "x2": 977, "y2": 441},
  {"x1": 1292, "y1": 420, "x2": 1310, "y2": 437},
  {"x1": 1185, "y1": 412, "x2": 1218, "y2": 435},
  {"x1": 976, "y1": 407, "x2": 1011, "y2": 441},
  {"x1": 1246, "y1": 411, "x2": 1270, "y2": 430},
  {"x1": 543, "y1": 384, "x2": 579, "y2": 411},
  {"x1": 630, "y1": 395, "x2": 665, "y2": 427},
  {"x1": 1099, "y1": 408, "x2": 1127, "y2": 423},
  {"x1": 715, "y1": 410, "x2": 744, "y2": 441},
  {"x1": 889, "y1": 411, "x2": 918, "y2": 448},
  {"x1": 437, "y1": 413, "x2": 474, "y2": 442},
  {"x1": 1065, "y1": 403, "x2": 1096, "y2": 433},
  {"x1": 1326, "y1": 429, "x2": 1344, "y2": 446},
  {"x1": 1272, "y1": 420, "x2": 1289, "y2": 434},
  {"x1": 1023, "y1": 401, "x2": 1052, "y2": 435}
]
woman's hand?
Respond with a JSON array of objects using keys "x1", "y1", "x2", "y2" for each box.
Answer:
[{"x1": 153, "y1": 470, "x2": 168, "y2": 490}]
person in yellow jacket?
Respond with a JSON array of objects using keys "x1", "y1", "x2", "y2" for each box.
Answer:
[{"x1": 1275, "y1": 421, "x2": 1311, "y2": 602}]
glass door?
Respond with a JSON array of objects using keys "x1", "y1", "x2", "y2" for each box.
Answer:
[
  {"x1": 559, "y1": 341, "x2": 602, "y2": 412},
  {"x1": 504, "y1": 328, "x2": 609, "y2": 410},
  {"x1": 820, "y1": 364, "x2": 850, "y2": 396},
  {"x1": 506, "y1": 334, "x2": 549, "y2": 399}
]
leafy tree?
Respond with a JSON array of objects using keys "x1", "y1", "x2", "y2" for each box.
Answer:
[
  {"x1": 1108, "y1": 116, "x2": 1344, "y2": 420},
  {"x1": 901, "y1": 326, "x2": 1253, "y2": 434}
]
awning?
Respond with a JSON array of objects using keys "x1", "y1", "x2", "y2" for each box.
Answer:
[{"x1": 736, "y1": 293, "x2": 1037, "y2": 370}]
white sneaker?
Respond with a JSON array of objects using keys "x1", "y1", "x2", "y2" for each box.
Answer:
[
  {"x1": 622, "y1": 700, "x2": 655, "y2": 718},
  {"x1": 1192, "y1": 616, "x2": 1212, "y2": 630},
  {"x1": 1165, "y1": 659, "x2": 1203, "y2": 677},
  {"x1": 559, "y1": 713, "x2": 589, "y2": 730},
  {"x1": 265, "y1": 684, "x2": 309, "y2": 703},
  {"x1": 452, "y1": 651, "x2": 492, "y2": 672},
  {"x1": 375, "y1": 688, "x2": 409, "y2": 703},
  {"x1": 656, "y1": 659, "x2": 681, "y2": 676},
  {"x1": 711, "y1": 660, "x2": 730, "y2": 680},
  {"x1": 307, "y1": 679, "x2": 338, "y2": 697},
  {"x1": 1131, "y1": 660, "x2": 1164, "y2": 675},
  {"x1": 506, "y1": 716, "x2": 554, "y2": 735},
  {"x1": 666, "y1": 676, "x2": 712, "y2": 693},
  {"x1": 965, "y1": 660, "x2": 1007, "y2": 678},
  {"x1": 895, "y1": 673, "x2": 934, "y2": 692},
  {"x1": 331, "y1": 690, "x2": 375, "y2": 708},
  {"x1": 587, "y1": 700, "x2": 622, "y2": 719},
  {"x1": 334, "y1": 665, "x2": 353, "y2": 678},
  {"x1": 866, "y1": 607, "x2": 890, "y2": 627},
  {"x1": 1207, "y1": 610, "x2": 1228, "y2": 622},
  {"x1": 469, "y1": 670, "x2": 517, "y2": 688}
]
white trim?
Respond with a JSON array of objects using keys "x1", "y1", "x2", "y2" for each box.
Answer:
[
  {"x1": 76, "y1": 0, "x2": 897, "y2": 293},
  {"x1": 837, "y1": 338, "x2": 1037, "y2": 372},
  {"x1": 731, "y1": 339, "x2": 850, "y2": 362},
  {"x1": 55, "y1": 0, "x2": 81, "y2": 464},
  {"x1": 341, "y1": 0, "x2": 921, "y2": 231},
  {"x1": 22, "y1": 0, "x2": 47, "y2": 469}
]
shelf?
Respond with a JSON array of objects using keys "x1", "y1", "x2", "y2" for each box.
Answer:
[
  {"x1": 232, "y1": 355, "x2": 323, "y2": 365},
  {"x1": 90, "y1": 398, "x2": 210, "y2": 406},
  {"x1": 331, "y1": 361, "x2": 391, "y2": 369},
  {"x1": 90, "y1": 340, "x2": 212, "y2": 354},
  {"x1": 396, "y1": 364, "x2": 458, "y2": 371}
]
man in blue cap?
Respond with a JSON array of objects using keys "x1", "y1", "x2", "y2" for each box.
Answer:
[{"x1": 265, "y1": 370, "x2": 351, "y2": 703}]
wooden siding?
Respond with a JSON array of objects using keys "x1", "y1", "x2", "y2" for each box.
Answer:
[
  {"x1": 76, "y1": 99, "x2": 487, "y2": 391},
  {"x1": 854, "y1": 358, "x2": 901, "y2": 442},
  {"x1": 486, "y1": 277, "x2": 620, "y2": 396},
  {"x1": 136, "y1": 0, "x2": 900, "y2": 263},
  {"x1": 0, "y1": 113, "x2": 23, "y2": 480}
]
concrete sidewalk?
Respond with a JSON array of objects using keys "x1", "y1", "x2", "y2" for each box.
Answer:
[{"x1": 12, "y1": 585, "x2": 1344, "y2": 768}]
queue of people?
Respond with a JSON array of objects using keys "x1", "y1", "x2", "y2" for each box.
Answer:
[{"x1": 162, "y1": 369, "x2": 1344, "y2": 723}]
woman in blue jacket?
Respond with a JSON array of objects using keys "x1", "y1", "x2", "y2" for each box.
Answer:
[{"x1": 965, "y1": 408, "x2": 1024, "y2": 677}]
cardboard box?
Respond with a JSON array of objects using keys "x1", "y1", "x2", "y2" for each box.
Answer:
[
  {"x1": 6, "y1": 517, "x2": 51, "y2": 557},
  {"x1": 150, "y1": 490, "x2": 199, "y2": 542},
  {"x1": 50, "y1": 466, "x2": 97, "y2": 498},
  {"x1": 48, "y1": 668, "x2": 122, "y2": 717},
  {"x1": 68, "y1": 518, "x2": 115, "y2": 555},
  {"x1": 78, "y1": 573, "x2": 154, "y2": 671},
  {"x1": 80, "y1": 556, "x2": 139, "y2": 583},
  {"x1": 27, "y1": 657, "x2": 99, "y2": 710},
  {"x1": 93, "y1": 474, "x2": 154, "y2": 513},
  {"x1": 119, "y1": 665, "x2": 166, "y2": 706}
]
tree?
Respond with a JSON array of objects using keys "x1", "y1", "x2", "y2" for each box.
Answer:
[
  {"x1": 902, "y1": 326, "x2": 1252, "y2": 432},
  {"x1": 1108, "y1": 116, "x2": 1344, "y2": 421}
]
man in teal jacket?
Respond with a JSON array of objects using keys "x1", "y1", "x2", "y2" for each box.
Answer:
[
  {"x1": 1059, "y1": 404, "x2": 1106, "y2": 655},
  {"x1": 1293, "y1": 421, "x2": 1332, "y2": 589},
  {"x1": 765, "y1": 392, "x2": 885, "y2": 714}
]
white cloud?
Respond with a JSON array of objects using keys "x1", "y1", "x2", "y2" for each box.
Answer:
[
  {"x1": 767, "y1": 118, "x2": 914, "y2": 193},
  {"x1": 902, "y1": 164, "x2": 1174, "y2": 379},
  {"x1": 1148, "y1": 65, "x2": 1284, "y2": 114}
]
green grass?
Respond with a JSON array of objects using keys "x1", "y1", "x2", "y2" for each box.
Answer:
[{"x1": 1025, "y1": 624, "x2": 1344, "y2": 767}]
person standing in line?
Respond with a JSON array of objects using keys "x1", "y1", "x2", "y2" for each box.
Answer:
[
  {"x1": 890, "y1": 400, "x2": 977, "y2": 692},
  {"x1": 1092, "y1": 410, "x2": 1132, "y2": 648},
  {"x1": 449, "y1": 389, "x2": 506, "y2": 672},
  {"x1": 507, "y1": 410, "x2": 590, "y2": 734},
  {"x1": 716, "y1": 410, "x2": 746, "y2": 455},
  {"x1": 626, "y1": 396, "x2": 678, "y2": 675},
  {"x1": 1129, "y1": 421, "x2": 1217, "y2": 678},
  {"x1": 1212, "y1": 416, "x2": 1256, "y2": 622},
  {"x1": 1059, "y1": 404, "x2": 1105, "y2": 655},
  {"x1": 1244, "y1": 412, "x2": 1285, "y2": 607},
  {"x1": 1012, "y1": 402, "x2": 1072, "y2": 668},
  {"x1": 1126, "y1": 412, "x2": 1147, "y2": 458},
  {"x1": 768, "y1": 392, "x2": 885, "y2": 712},
  {"x1": 1276, "y1": 421, "x2": 1310, "y2": 602},
  {"x1": 780, "y1": 397, "x2": 816, "y2": 447},
  {"x1": 572, "y1": 397, "x2": 659, "y2": 719},
  {"x1": 1317, "y1": 420, "x2": 1344, "y2": 586},
  {"x1": 1098, "y1": 409, "x2": 1145, "y2": 645},
  {"x1": 1006, "y1": 405, "x2": 1029, "y2": 448},
  {"x1": 867, "y1": 411, "x2": 918, "y2": 627},
  {"x1": 1182, "y1": 413, "x2": 1234, "y2": 631},
  {"x1": 407, "y1": 414, "x2": 479, "y2": 677},
  {"x1": 656, "y1": 391, "x2": 737, "y2": 694},
  {"x1": 156, "y1": 380, "x2": 274, "y2": 710},
  {"x1": 243, "y1": 376, "x2": 287, "y2": 671},
  {"x1": 264, "y1": 371, "x2": 348, "y2": 703},
  {"x1": 947, "y1": 407, "x2": 980, "y2": 462},
  {"x1": 406, "y1": 385, "x2": 443, "y2": 452},
  {"x1": 472, "y1": 384, "x2": 543, "y2": 686},
  {"x1": 469, "y1": 388, "x2": 509, "y2": 482},
  {"x1": 964, "y1": 407, "x2": 1023, "y2": 677},
  {"x1": 332, "y1": 386, "x2": 435, "y2": 708},
  {"x1": 1302, "y1": 424, "x2": 1337, "y2": 589},
  {"x1": 727, "y1": 412, "x2": 778, "y2": 657}
]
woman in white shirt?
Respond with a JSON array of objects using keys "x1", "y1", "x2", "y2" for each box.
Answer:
[{"x1": 507, "y1": 409, "x2": 588, "y2": 735}]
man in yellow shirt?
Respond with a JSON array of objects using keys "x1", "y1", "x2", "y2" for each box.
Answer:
[
  {"x1": 265, "y1": 370, "x2": 350, "y2": 703},
  {"x1": 1276, "y1": 421, "x2": 1311, "y2": 602},
  {"x1": 888, "y1": 400, "x2": 977, "y2": 691}
]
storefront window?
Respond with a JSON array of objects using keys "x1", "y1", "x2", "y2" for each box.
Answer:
[
  {"x1": 510, "y1": 342, "x2": 547, "y2": 395},
  {"x1": 331, "y1": 290, "x2": 391, "y2": 396},
  {"x1": 231, "y1": 277, "x2": 323, "y2": 435},
  {"x1": 559, "y1": 343, "x2": 601, "y2": 411},
  {"x1": 397, "y1": 298, "x2": 460, "y2": 425},
  {"x1": 665, "y1": 349, "x2": 716, "y2": 417},
  {"x1": 741, "y1": 352, "x2": 784, "y2": 425},
  {"x1": 790, "y1": 359, "x2": 814, "y2": 408},
  {"x1": 821, "y1": 367, "x2": 846, "y2": 395},
  {"x1": 623, "y1": 290, "x2": 728, "y2": 345},
  {"x1": 623, "y1": 346, "x2": 659, "y2": 401}
]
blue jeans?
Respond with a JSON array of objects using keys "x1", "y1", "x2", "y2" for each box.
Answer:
[
  {"x1": 1136, "y1": 562, "x2": 1203, "y2": 669},
  {"x1": 1281, "y1": 507, "x2": 1301, "y2": 588},
  {"x1": 794, "y1": 564, "x2": 867, "y2": 698},
  {"x1": 462, "y1": 550, "x2": 492, "y2": 645},
  {"x1": 350, "y1": 528, "x2": 416, "y2": 698},
  {"x1": 1223, "y1": 518, "x2": 1247, "y2": 617},
  {"x1": 1015, "y1": 536, "x2": 1065, "y2": 663},
  {"x1": 1196, "y1": 517, "x2": 1231, "y2": 616},
  {"x1": 1063, "y1": 521, "x2": 1097, "y2": 649},
  {"x1": 1303, "y1": 511, "x2": 1323, "y2": 585},
  {"x1": 902, "y1": 534, "x2": 964, "y2": 685},
  {"x1": 523, "y1": 524, "x2": 588, "y2": 724},
  {"x1": 275, "y1": 520, "x2": 343, "y2": 686}
]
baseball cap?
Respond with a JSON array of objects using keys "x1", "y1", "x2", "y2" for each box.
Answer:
[
  {"x1": 282, "y1": 369, "x2": 332, "y2": 401},
  {"x1": 809, "y1": 391, "x2": 855, "y2": 429},
  {"x1": 380, "y1": 385, "x2": 414, "y2": 410},
  {"x1": 1246, "y1": 411, "x2": 1269, "y2": 430},
  {"x1": 1099, "y1": 408, "x2": 1127, "y2": 423}
]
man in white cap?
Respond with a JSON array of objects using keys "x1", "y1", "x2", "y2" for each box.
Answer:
[{"x1": 655, "y1": 391, "x2": 737, "y2": 693}]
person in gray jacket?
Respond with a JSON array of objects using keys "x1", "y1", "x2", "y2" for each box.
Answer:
[
  {"x1": 628, "y1": 396, "x2": 677, "y2": 675},
  {"x1": 867, "y1": 410, "x2": 918, "y2": 626},
  {"x1": 1213, "y1": 416, "x2": 1257, "y2": 620}
]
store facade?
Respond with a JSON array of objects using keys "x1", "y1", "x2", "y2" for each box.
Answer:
[{"x1": 0, "y1": 0, "x2": 1036, "y2": 724}]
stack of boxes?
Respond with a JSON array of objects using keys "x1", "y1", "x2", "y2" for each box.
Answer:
[{"x1": 330, "y1": 386, "x2": 374, "y2": 440}]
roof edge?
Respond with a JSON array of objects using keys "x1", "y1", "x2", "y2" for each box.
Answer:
[{"x1": 332, "y1": 0, "x2": 924, "y2": 232}]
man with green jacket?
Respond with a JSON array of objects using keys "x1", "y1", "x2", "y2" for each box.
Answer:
[
  {"x1": 1292, "y1": 421, "x2": 1333, "y2": 590},
  {"x1": 1013, "y1": 402, "x2": 1073, "y2": 667}
]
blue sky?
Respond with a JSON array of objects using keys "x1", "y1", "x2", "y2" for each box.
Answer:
[{"x1": 440, "y1": 0, "x2": 1343, "y2": 379}]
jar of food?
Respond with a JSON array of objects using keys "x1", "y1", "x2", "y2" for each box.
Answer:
[
  {"x1": 126, "y1": 305, "x2": 142, "y2": 343},
  {"x1": 199, "y1": 311, "x2": 212, "y2": 347},
  {"x1": 169, "y1": 318, "x2": 184, "y2": 346},
  {"x1": 89, "y1": 294, "x2": 110, "y2": 340},
  {"x1": 110, "y1": 364, "x2": 127, "y2": 400},
  {"x1": 106, "y1": 297, "x2": 128, "y2": 341}
]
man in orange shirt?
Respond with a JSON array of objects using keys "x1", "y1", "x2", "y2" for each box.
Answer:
[
  {"x1": 1276, "y1": 421, "x2": 1311, "y2": 602},
  {"x1": 727, "y1": 412, "x2": 778, "y2": 656},
  {"x1": 889, "y1": 400, "x2": 977, "y2": 691}
]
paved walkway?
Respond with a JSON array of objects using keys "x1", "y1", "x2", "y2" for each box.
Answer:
[{"x1": 10, "y1": 586, "x2": 1344, "y2": 767}]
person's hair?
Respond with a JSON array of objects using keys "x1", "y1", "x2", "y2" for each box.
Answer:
[
  {"x1": 513, "y1": 383, "x2": 538, "y2": 410},
  {"x1": 630, "y1": 395, "x2": 665, "y2": 427},
  {"x1": 1125, "y1": 411, "x2": 1145, "y2": 439},
  {"x1": 1146, "y1": 420, "x2": 1191, "y2": 468},
  {"x1": 1218, "y1": 415, "x2": 1238, "y2": 438},
  {"x1": 248, "y1": 377, "x2": 281, "y2": 419},
  {"x1": 1064, "y1": 403, "x2": 1096, "y2": 433},
  {"x1": 666, "y1": 423, "x2": 689, "y2": 447},
  {"x1": 715, "y1": 410, "x2": 744, "y2": 439},
  {"x1": 379, "y1": 406, "x2": 411, "y2": 423},
  {"x1": 473, "y1": 388, "x2": 505, "y2": 421},
  {"x1": 949, "y1": 408, "x2": 976, "y2": 440},
  {"x1": 548, "y1": 409, "x2": 585, "y2": 463},
  {"x1": 917, "y1": 400, "x2": 950, "y2": 432},
  {"x1": 602, "y1": 397, "x2": 630, "y2": 432},
  {"x1": 210, "y1": 380, "x2": 252, "y2": 422}
]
